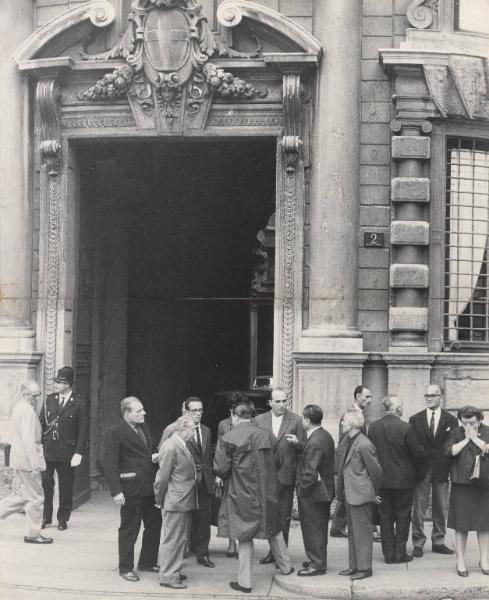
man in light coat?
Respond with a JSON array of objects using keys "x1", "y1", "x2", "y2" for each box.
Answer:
[
  {"x1": 214, "y1": 400, "x2": 293, "y2": 594},
  {"x1": 255, "y1": 387, "x2": 305, "y2": 564},
  {"x1": 0, "y1": 381, "x2": 53, "y2": 544},
  {"x1": 154, "y1": 416, "x2": 198, "y2": 590},
  {"x1": 336, "y1": 409, "x2": 383, "y2": 580}
]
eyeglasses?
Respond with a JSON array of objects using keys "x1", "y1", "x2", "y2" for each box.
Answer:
[
  {"x1": 425, "y1": 394, "x2": 440, "y2": 399},
  {"x1": 188, "y1": 408, "x2": 203, "y2": 413}
]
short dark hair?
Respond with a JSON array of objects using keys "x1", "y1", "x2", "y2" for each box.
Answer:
[
  {"x1": 184, "y1": 396, "x2": 202, "y2": 411},
  {"x1": 458, "y1": 405, "x2": 484, "y2": 422},
  {"x1": 303, "y1": 404, "x2": 323, "y2": 425},
  {"x1": 224, "y1": 391, "x2": 248, "y2": 411},
  {"x1": 233, "y1": 401, "x2": 253, "y2": 419},
  {"x1": 354, "y1": 385, "x2": 367, "y2": 400}
]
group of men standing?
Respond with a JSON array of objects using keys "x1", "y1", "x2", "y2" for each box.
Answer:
[
  {"x1": 0, "y1": 368, "x2": 459, "y2": 593},
  {"x1": 0, "y1": 366, "x2": 88, "y2": 544}
]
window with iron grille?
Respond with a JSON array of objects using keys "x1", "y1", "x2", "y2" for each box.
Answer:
[{"x1": 444, "y1": 138, "x2": 489, "y2": 347}]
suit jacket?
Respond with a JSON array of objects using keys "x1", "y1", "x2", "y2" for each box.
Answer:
[
  {"x1": 408, "y1": 408, "x2": 458, "y2": 481},
  {"x1": 255, "y1": 409, "x2": 306, "y2": 486},
  {"x1": 154, "y1": 435, "x2": 197, "y2": 511},
  {"x1": 444, "y1": 423, "x2": 489, "y2": 485},
  {"x1": 9, "y1": 399, "x2": 45, "y2": 472},
  {"x1": 337, "y1": 433, "x2": 383, "y2": 506},
  {"x1": 40, "y1": 391, "x2": 88, "y2": 462},
  {"x1": 296, "y1": 426, "x2": 335, "y2": 503},
  {"x1": 368, "y1": 414, "x2": 419, "y2": 489},
  {"x1": 186, "y1": 424, "x2": 214, "y2": 495},
  {"x1": 217, "y1": 416, "x2": 233, "y2": 440},
  {"x1": 100, "y1": 420, "x2": 156, "y2": 498}
]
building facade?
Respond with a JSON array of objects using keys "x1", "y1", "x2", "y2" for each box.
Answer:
[{"x1": 1, "y1": 0, "x2": 488, "y2": 500}]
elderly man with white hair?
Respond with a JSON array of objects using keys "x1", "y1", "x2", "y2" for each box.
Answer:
[
  {"x1": 368, "y1": 395, "x2": 421, "y2": 564},
  {"x1": 0, "y1": 380, "x2": 52, "y2": 544}
]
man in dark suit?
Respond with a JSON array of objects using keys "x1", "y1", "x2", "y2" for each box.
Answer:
[
  {"x1": 288, "y1": 404, "x2": 335, "y2": 576},
  {"x1": 368, "y1": 395, "x2": 419, "y2": 563},
  {"x1": 254, "y1": 387, "x2": 305, "y2": 564},
  {"x1": 185, "y1": 396, "x2": 215, "y2": 568},
  {"x1": 409, "y1": 384, "x2": 458, "y2": 557},
  {"x1": 100, "y1": 396, "x2": 162, "y2": 582},
  {"x1": 39, "y1": 366, "x2": 88, "y2": 531},
  {"x1": 155, "y1": 416, "x2": 198, "y2": 589}
]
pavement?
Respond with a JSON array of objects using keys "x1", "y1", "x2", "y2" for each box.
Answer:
[{"x1": 0, "y1": 490, "x2": 488, "y2": 600}]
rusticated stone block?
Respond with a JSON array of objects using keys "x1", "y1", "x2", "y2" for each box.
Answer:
[
  {"x1": 390, "y1": 264, "x2": 429, "y2": 288},
  {"x1": 392, "y1": 136, "x2": 430, "y2": 159},
  {"x1": 389, "y1": 307, "x2": 428, "y2": 331},
  {"x1": 391, "y1": 177, "x2": 430, "y2": 203},
  {"x1": 391, "y1": 221, "x2": 429, "y2": 245}
]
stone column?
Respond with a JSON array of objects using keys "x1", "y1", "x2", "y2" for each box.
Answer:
[
  {"x1": 307, "y1": 0, "x2": 362, "y2": 349},
  {"x1": 0, "y1": 1, "x2": 36, "y2": 350}
]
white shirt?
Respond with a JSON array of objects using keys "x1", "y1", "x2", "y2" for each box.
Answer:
[
  {"x1": 194, "y1": 424, "x2": 202, "y2": 445},
  {"x1": 271, "y1": 413, "x2": 284, "y2": 438},
  {"x1": 426, "y1": 407, "x2": 441, "y2": 434},
  {"x1": 307, "y1": 425, "x2": 321, "y2": 439},
  {"x1": 59, "y1": 393, "x2": 71, "y2": 408}
]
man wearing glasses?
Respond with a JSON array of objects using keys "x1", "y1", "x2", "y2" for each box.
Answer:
[
  {"x1": 409, "y1": 384, "x2": 458, "y2": 557},
  {"x1": 185, "y1": 396, "x2": 215, "y2": 568},
  {"x1": 255, "y1": 387, "x2": 305, "y2": 564}
]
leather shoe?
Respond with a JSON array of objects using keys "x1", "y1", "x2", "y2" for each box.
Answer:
[
  {"x1": 198, "y1": 556, "x2": 215, "y2": 568},
  {"x1": 297, "y1": 567, "x2": 326, "y2": 576},
  {"x1": 330, "y1": 529, "x2": 348, "y2": 538},
  {"x1": 395, "y1": 554, "x2": 413, "y2": 563},
  {"x1": 259, "y1": 553, "x2": 275, "y2": 564},
  {"x1": 278, "y1": 567, "x2": 294, "y2": 576},
  {"x1": 412, "y1": 547, "x2": 423, "y2": 558},
  {"x1": 384, "y1": 557, "x2": 395, "y2": 564},
  {"x1": 179, "y1": 574, "x2": 188, "y2": 582},
  {"x1": 57, "y1": 520, "x2": 68, "y2": 531},
  {"x1": 482, "y1": 568, "x2": 489, "y2": 575},
  {"x1": 457, "y1": 569, "x2": 469, "y2": 577},
  {"x1": 160, "y1": 582, "x2": 187, "y2": 589},
  {"x1": 138, "y1": 565, "x2": 159, "y2": 572},
  {"x1": 432, "y1": 544, "x2": 454, "y2": 555},
  {"x1": 24, "y1": 535, "x2": 53, "y2": 544},
  {"x1": 226, "y1": 551, "x2": 238, "y2": 558},
  {"x1": 120, "y1": 571, "x2": 139, "y2": 582},
  {"x1": 350, "y1": 569, "x2": 372, "y2": 580},
  {"x1": 41, "y1": 519, "x2": 51, "y2": 529},
  {"x1": 302, "y1": 560, "x2": 311, "y2": 568},
  {"x1": 339, "y1": 568, "x2": 356, "y2": 576},
  {"x1": 230, "y1": 582, "x2": 251, "y2": 593}
]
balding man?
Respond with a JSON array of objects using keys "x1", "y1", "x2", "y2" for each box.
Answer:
[
  {"x1": 0, "y1": 381, "x2": 52, "y2": 544},
  {"x1": 408, "y1": 385, "x2": 457, "y2": 557},
  {"x1": 368, "y1": 395, "x2": 420, "y2": 563},
  {"x1": 100, "y1": 397, "x2": 162, "y2": 582}
]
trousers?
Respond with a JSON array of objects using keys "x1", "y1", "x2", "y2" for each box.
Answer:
[
  {"x1": 378, "y1": 488, "x2": 413, "y2": 560},
  {"x1": 238, "y1": 533, "x2": 291, "y2": 589},
  {"x1": 0, "y1": 470, "x2": 44, "y2": 537},
  {"x1": 411, "y1": 474, "x2": 449, "y2": 549},
  {"x1": 346, "y1": 502, "x2": 374, "y2": 572},
  {"x1": 41, "y1": 460, "x2": 75, "y2": 523},
  {"x1": 159, "y1": 510, "x2": 192, "y2": 584}
]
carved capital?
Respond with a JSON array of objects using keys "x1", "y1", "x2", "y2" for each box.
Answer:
[
  {"x1": 390, "y1": 118, "x2": 432, "y2": 135},
  {"x1": 36, "y1": 80, "x2": 62, "y2": 174},
  {"x1": 281, "y1": 72, "x2": 302, "y2": 173},
  {"x1": 406, "y1": 0, "x2": 438, "y2": 30}
]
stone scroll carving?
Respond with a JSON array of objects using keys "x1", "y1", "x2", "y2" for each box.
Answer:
[
  {"x1": 406, "y1": 0, "x2": 439, "y2": 30},
  {"x1": 279, "y1": 72, "x2": 302, "y2": 405},
  {"x1": 79, "y1": 0, "x2": 266, "y2": 134},
  {"x1": 36, "y1": 80, "x2": 63, "y2": 393}
]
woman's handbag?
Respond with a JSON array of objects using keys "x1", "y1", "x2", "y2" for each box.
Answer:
[
  {"x1": 211, "y1": 480, "x2": 223, "y2": 527},
  {"x1": 469, "y1": 453, "x2": 489, "y2": 489}
]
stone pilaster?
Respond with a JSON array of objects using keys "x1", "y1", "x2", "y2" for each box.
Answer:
[{"x1": 389, "y1": 118, "x2": 432, "y2": 348}]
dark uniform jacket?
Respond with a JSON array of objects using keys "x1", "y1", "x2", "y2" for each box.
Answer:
[
  {"x1": 296, "y1": 426, "x2": 335, "y2": 502},
  {"x1": 214, "y1": 421, "x2": 281, "y2": 541},
  {"x1": 408, "y1": 409, "x2": 458, "y2": 481},
  {"x1": 187, "y1": 424, "x2": 214, "y2": 495},
  {"x1": 444, "y1": 423, "x2": 489, "y2": 485},
  {"x1": 100, "y1": 420, "x2": 156, "y2": 498},
  {"x1": 40, "y1": 392, "x2": 88, "y2": 463},
  {"x1": 255, "y1": 409, "x2": 306, "y2": 486},
  {"x1": 368, "y1": 414, "x2": 421, "y2": 489}
]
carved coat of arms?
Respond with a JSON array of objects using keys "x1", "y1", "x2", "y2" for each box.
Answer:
[{"x1": 80, "y1": 0, "x2": 265, "y2": 133}]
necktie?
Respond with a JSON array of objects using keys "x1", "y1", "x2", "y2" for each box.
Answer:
[
  {"x1": 59, "y1": 396, "x2": 65, "y2": 410},
  {"x1": 429, "y1": 411, "x2": 435, "y2": 438},
  {"x1": 195, "y1": 426, "x2": 202, "y2": 453}
]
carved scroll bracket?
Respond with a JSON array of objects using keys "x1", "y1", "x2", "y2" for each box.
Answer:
[
  {"x1": 406, "y1": 0, "x2": 439, "y2": 30},
  {"x1": 281, "y1": 72, "x2": 303, "y2": 173},
  {"x1": 36, "y1": 79, "x2": 62, "y2": 175}
]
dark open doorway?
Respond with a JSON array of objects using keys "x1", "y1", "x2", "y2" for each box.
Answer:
[{"x1": 77, "y1": 138, "x2": 276, "y2": 443}]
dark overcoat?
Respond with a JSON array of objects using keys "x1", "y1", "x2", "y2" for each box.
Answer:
[{"x1": 213, "y1": 421, "x2": 281, "y2": 541}]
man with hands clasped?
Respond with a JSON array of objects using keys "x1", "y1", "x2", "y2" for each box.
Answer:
[
  {"x1": 40, "y1": 366, "x2": 88, "y2": 531},
  {"x1": 100, "y1": 397, "x2": 162, "y2": 582}
]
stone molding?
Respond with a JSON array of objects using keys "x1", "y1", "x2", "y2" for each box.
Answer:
[
  {"x1": 391, "y1": 221, "x2": 430, "y2": 246},
  {"x1": 389, "y1": 307, "x2": 428, "y2": 332},
  {"x1": 391, "y1": 177, "x2": 430, "y2": 203},
  {"x1": 390, "y1": 264, "x2": 429, "y2": 289},
  {"x1": 392, "y1": 136, "x2": 430, "y2": 160}
]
